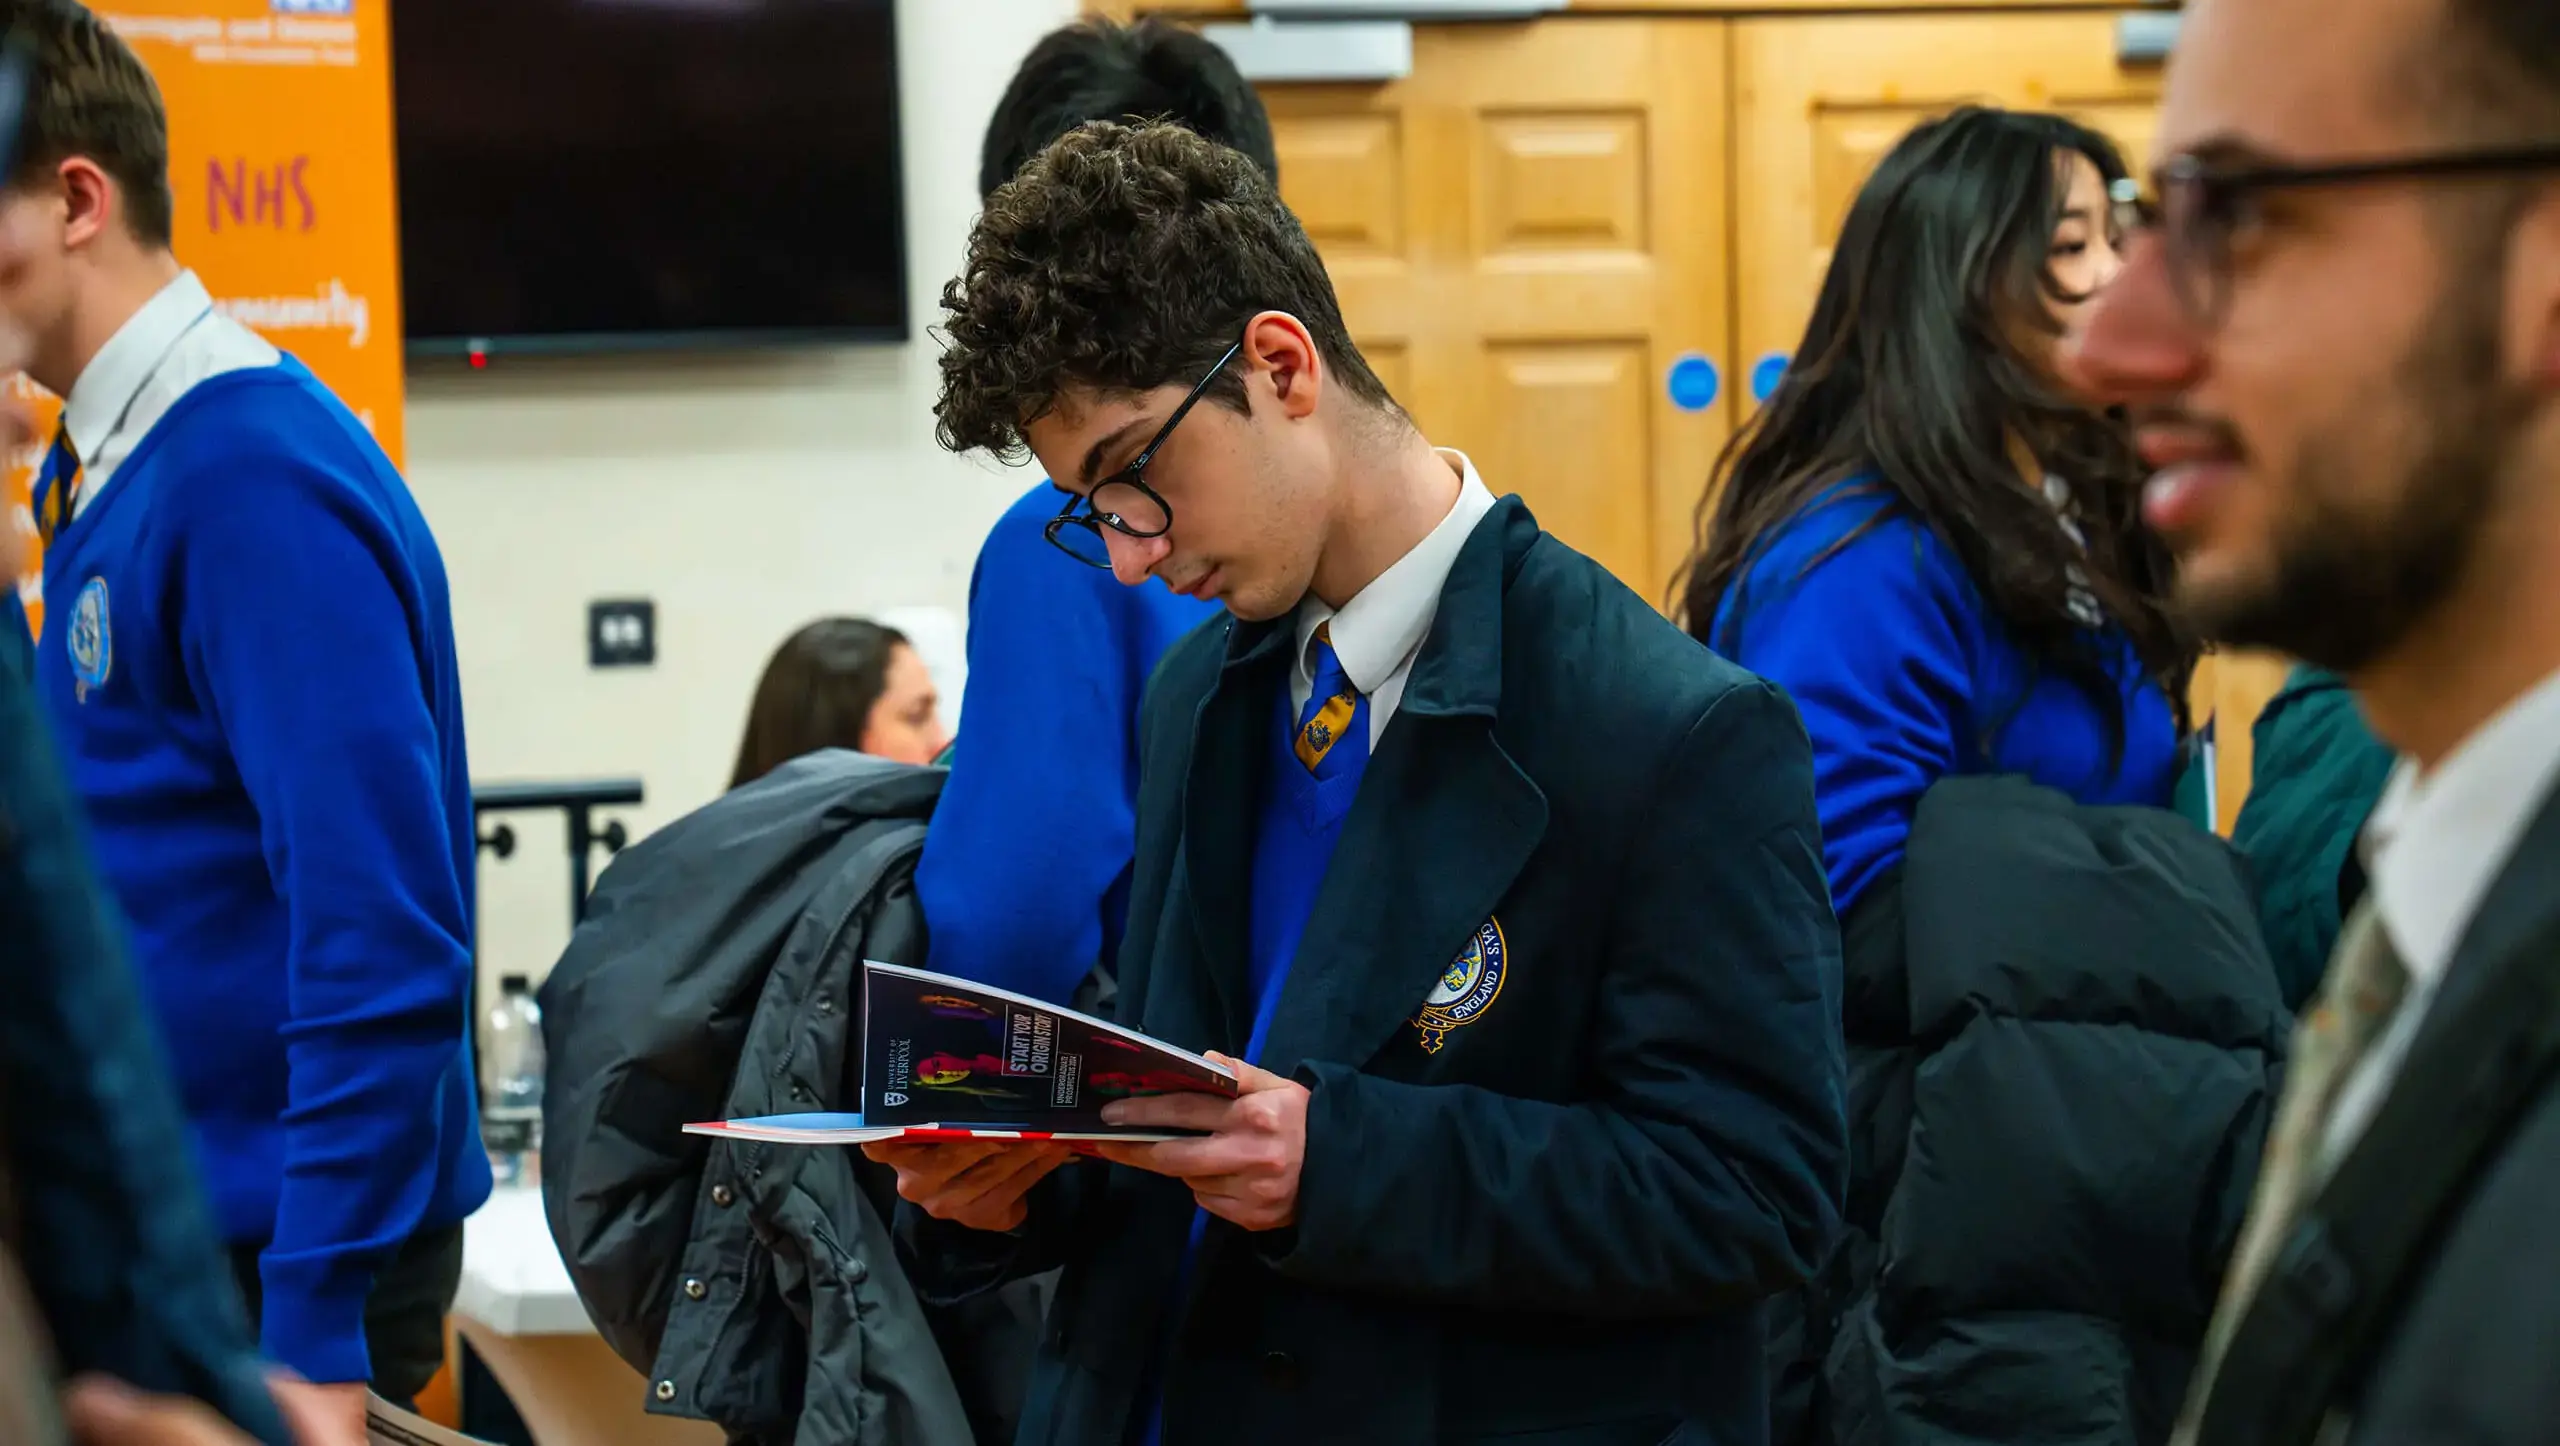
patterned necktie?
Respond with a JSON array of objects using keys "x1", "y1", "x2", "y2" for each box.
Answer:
[
  {"x1": 2173, "y1": 901, "x2": 2411, "y2": 1443},
  {"x1": 35, "y1": 416, "x2": 80, "y2": 547},
  {"x1": 1292, "y1": 623, "x2": 1363, "y2": 777}
]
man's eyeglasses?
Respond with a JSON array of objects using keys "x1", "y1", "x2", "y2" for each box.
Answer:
[
  {"x1": 1045, "y1": 340, "x2": 1246, "y2": 570},
  {"x1": 2110, "y1": 141, "x2": 2560, "y2": 330}
]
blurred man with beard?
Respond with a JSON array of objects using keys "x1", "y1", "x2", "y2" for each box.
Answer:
[{"x1": 2072, "y1": 0, "x2": 2560, "y2": 1441}]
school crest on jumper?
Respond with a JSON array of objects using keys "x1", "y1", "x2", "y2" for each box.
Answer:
[
  {"x1": 1412, "y1": 917, "x2": 1507, "y2": 1053},
  {"x1": 67, "y1": 577, "x2": 112, "y2": 703}
]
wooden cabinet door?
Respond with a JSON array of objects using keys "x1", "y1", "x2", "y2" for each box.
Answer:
[
  {"x1": 1730, "y1": 11, "x2": 2163, "y2": 409},
  {"x1": 1261, "y1": 18, "x2": 1732, "y2": 607}
]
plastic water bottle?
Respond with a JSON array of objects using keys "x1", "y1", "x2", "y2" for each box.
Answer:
[{"x1": 481, "y1": 974, "x2": 545, "y2": 1188}]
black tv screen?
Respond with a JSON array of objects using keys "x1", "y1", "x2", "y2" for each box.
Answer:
[{"x1": 391, "y1": 0, "x2": 906, "y2": 354}]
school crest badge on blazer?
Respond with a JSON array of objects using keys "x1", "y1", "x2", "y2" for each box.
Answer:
[
  {"x1": 1413, "y1": 918, "x2": 1507, "y2": 1053},
  {"x1": 68, "y1": 576, "x2": 112, "y2": 704}
]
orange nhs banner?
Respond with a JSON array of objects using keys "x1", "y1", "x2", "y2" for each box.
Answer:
[{"x1": 8, "y1": 0, "x2": 403, "y2": 639}]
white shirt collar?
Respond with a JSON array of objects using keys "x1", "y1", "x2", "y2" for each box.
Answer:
[
  {"x1": 64, "y1": 269, "x2": 215, "y2": 464},
  {"x1": 1293, "y1": 449, "x2": 1497, "y2": 696},
  {"x1": 2364, "y1": 663, "x2": 2560, "y2": 986}
]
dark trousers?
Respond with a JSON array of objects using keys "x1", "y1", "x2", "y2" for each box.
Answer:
[{"x1": 229, "y1": 1223, "x2": 465, "y2": 1406}]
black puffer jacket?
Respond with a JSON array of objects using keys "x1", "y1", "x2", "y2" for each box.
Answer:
[
  {"x1": 1774, "y1": 776, "x2": 2291, "y2": 1446},
  {"x1": 540, "y1": 751, "x2": 992, "y2": 1446}
]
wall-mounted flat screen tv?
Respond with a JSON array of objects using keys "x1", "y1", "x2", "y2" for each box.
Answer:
[{"x1": 392, "y1": 0, "x2": 906, "y2": 355}]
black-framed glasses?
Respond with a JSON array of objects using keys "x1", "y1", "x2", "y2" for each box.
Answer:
[
  {"x1": 2112, "y1": 141, "x2": 2560, "y2": 329},
  {"x1": 1044, "y1": 339, "x2": 1246, "y2": 569}
]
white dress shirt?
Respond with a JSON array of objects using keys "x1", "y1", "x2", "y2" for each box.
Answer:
[
  {"x1": 1287, "y1": 449, "x2": 1498, "y2": 746},
  {"x1": 2322, "y1": 663, "x2": 2560, "y2": 1163},
  {"x1": 62, "y1": 269, "x2": 277, "y2": 518}
]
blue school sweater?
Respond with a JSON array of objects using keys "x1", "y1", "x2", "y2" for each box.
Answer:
[
  {"x1": 1141, "y1": 674, "x2": 1369, "y2": 1446},
  {"x1": 1711, "y1": 483, "x2": 2179, "y2": 915},
  {"x1": 915, "y1": 481, "x2": 1218, "y2": 1004},
  {"x1": 33, "y1": 357, "x2": 490, "y2": 1386}
]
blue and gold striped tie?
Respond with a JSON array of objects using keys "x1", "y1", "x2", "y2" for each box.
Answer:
[
  {"x1": 35, "y1": 416, "x2": 79, "y2": 547},
  {"x1": 1293, "y1": 623, "x2": 1365, "y2": 777}
]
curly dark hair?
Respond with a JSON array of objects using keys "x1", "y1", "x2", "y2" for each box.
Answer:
[{"x1": 933, "y1": 119, "x2": 1393, "y2": 461}]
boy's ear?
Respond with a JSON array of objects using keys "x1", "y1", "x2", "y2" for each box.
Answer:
[{"x1": 1243, "y1": 310, "x2": 1323, "y2": 422}]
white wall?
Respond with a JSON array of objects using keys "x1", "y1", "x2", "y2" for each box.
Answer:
[{"x1": 406, "y1": 0, "x2": 1077, "y2": 987}]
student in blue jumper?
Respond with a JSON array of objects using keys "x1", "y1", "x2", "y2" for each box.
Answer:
[
  {"x1": 912, "y1": 17, "x2": 1266, "y2": 1010},
  {"x1": 1677, "y1": 109, "x2": 2219, "y2": 1444},
  {"x1": 870, "y1": 119, "x2": 1847, "y2": 1446},
  {"x1": 0, "y1": 5, "x2": 486, "y2": 1435},
  {"x1": 1680, "y1": 108, "x2": 2198, "y2": 918},
  {"x1": 4, "y1": 406, "x2": 319, "y2": 1446}
]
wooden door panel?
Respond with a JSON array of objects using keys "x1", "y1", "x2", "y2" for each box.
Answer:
[
  {"x1": 1733, "y1": 12, "x2": 2164, "y2": 397},
  {"x1": 1481, "y1": 340, "x2": 1656, "y2": 588},
  {"x1": 1268, "y1": 89, "x2": 1418, "y2": 377},
  {"x1": 1278, "y1": 110, "x2": 1408, "y2": 260},
  {"x1": 1262, "y1": 18, "x2": 1732, "y2": 608},
  {"x1": 1475, "y1": 110, "x2": 1652, "y2": 255}
]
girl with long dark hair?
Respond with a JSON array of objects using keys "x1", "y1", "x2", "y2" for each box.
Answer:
[
  {"x1": 1683, "y1": 106, "x2": 2195, "y2": 913},
  {"x1": 731, "y1": 617, "x2": 951, "y2": 788},
  {"x1": 1680, "y1": 109, "x2": 2284, "y2": 1446}
]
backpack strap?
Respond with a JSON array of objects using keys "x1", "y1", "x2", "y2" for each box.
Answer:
[{"x1": 2196, "y1": 910, "x2": 2560, "y2": 1446}]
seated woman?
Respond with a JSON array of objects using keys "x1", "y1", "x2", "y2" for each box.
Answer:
[
  {"x1": 731, "y1": 617, "x2": 951, "y2": 787},
  {"x1": 1680, "y1": 107, "x2": 2285, "y2": 1446}
]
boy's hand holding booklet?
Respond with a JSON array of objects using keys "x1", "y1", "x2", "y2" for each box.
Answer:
[
  {"x1": 689, "y1": 961, "x2": 1310, "y2": 1234},
  {"x1": 684, "y1": 960, "x2": 1240, "y2": 1147}
]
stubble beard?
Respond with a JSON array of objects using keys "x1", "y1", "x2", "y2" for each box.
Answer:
[{"x1": 2178, "y1": 259, "x2": 2523, "y2": 674}]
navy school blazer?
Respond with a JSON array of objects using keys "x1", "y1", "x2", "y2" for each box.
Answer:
[{"x1": 897, "y1": 497, "x2": 1849, "y2": 1446}]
